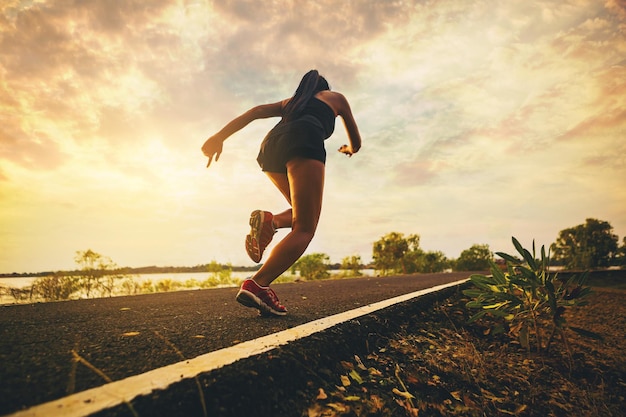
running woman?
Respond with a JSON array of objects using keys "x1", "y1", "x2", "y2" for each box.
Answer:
[{"x1": 201, "y1": 70, "x2": 362, "y2": 316}]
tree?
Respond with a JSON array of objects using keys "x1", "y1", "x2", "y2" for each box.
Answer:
[
  {"x1": 206, "y1": 261, "x2": 234, "y2": 286},
  {"x1": 422, "y1": 251, "x2": 450, "y2": 273},
  {"x1": 372, "y1": 232, "x2": 422, "y2": 275},
  {"x1": 617, "y1": 237, "x2": 626, "y2": 267},
  {"x1": 74, "y1": 249, "x2": 122, "y2": 297},
  {"x1": 455, "y1": 244, "x2": 492, "y2": 271},
  {"x1": 551, "y1": 218, "x2": 619, "y2": 269},
  {"x1": 291, "y1": 253, "x2": 330, "y2": 280},
  {"x1": 341, "y1": 255, "x2": 363, "y2": 277}
]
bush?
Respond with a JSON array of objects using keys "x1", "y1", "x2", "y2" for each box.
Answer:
[
  {"x1": 291, "y1": 253, "x2": 330, "y2": 280},
  {"x1": 33, "y1": 275, "x2": 79, "y2": 301},
  {"x1": 463, "y1": 237, "x2": 595, "y2": 362}
]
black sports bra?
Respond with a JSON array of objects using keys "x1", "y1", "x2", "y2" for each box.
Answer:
[{"x1": 292, "y1": 97, "x2": 336, "y2": 139}]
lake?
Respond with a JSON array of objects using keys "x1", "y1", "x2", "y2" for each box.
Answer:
[{"x1": 0, "y1": 269, "x2": 375, "y2": 305}]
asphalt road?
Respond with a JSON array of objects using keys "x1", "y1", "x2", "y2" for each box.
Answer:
[{"x1": 0, "y1": 272, "x2": 472, "y2": 415}]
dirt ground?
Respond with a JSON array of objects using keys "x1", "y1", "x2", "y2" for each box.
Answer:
[{"x1": 301, "y1": 286, "x2": 626, "y2": 417}]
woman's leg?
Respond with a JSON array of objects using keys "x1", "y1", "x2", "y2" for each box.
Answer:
[
  {"x1": 264, "y1": 172, "x2": 293, "y2": 229},
  {"x1": 252, "y1": 158, "x2": 325, "y2": 287}
]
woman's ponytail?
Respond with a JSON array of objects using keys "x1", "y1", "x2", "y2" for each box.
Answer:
[{"x1": 283, "y1": 70, "x2": 329, "y2": 120}]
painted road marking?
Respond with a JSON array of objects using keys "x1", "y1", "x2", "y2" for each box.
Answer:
[{"x1": 8, "y1": 278, "x2": 467, "y2": 417}]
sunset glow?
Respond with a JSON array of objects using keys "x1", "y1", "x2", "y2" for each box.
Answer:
[{"x1": 1, "y1": 0, "x2": 625, "y2": 273}]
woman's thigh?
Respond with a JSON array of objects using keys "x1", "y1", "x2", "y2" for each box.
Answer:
[
  {"x1": 265, "y1": 172, "x2": 291, "y2": 204},
  {"x1": 286, "y1": 157, "x2": 325, "y2": 233}
]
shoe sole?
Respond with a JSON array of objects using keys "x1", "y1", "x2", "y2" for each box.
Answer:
[
  {"x1": 246, "y1": 211, "x2": 263, "y2": 263},
  {"x1": 236, "y1": 289, "x2": 287, "y2": 317}
]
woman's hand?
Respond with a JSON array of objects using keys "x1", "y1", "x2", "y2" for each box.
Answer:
[
  {"x1": 338, "y1": 144, "x2": 358, "y2": 157},
  {"x1": 201, "y1": 135, "x2": 224, "y2": 168}
]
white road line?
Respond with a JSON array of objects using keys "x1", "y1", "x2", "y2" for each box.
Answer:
[{"x1": 7, "y1": 278, "x2": 467, "y2": 417}]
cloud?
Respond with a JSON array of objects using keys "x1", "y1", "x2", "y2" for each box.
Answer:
[{"x1": 1, "y1": 0, "x2": 625, "y2": 272}]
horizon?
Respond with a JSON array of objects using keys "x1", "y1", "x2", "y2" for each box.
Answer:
[
  {"x1": 1, "y1": 226, "x2": 619, "y2": 276},
  {"x1": 2, "y1": 1, "x2": 625, "y2": 273}
]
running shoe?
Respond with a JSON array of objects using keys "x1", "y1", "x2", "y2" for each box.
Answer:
[
  {"x1": 236, "y1": 278, "x2": 287, "y2": 316},
  {"x1": 245, "y1": 210, "x2": 275, "y2": 263}
]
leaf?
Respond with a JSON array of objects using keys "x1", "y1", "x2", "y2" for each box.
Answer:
[
  {"x1": 316, "y1": 388, "x2": 327, "y2": 400},
  {"x1": 392, "y1": 388, "x2": 415, "y2": 399},
  {"x1": 522, "y1": 249, "x2": 538, "y2": 270},
  {"x1": 121, "y1": 331, "x2": 140, "y2": 337},
  {"x1": 450, "y1": 391, "x2": 462, "y2": 401},
  {"x1": 354, "y1": 355, "x2": 367, "y2": 370},
  {"x1": 369, "y1": 395, "x2": 384, "y2": 411},
  {"x1": 340, "y1": 375, "x2": 351, "y2": 386},
  {"x1": 344, "y1": 396, "x2": 361, "y2": 402},
  {"x1": 466, "y1": 300, "x2": 485, "y2": 309},
  {"x1": 481, "y1": 388, "x2": 506, "y2": 403},
  {"x1": 512, "y1": 237, "x2": 525, "y2": 259},
  {"x1": 569, "y1": 326, "x2": 604, "y2": 341},
  {"x1": 326, "y1": 402, "x2": 348, "y2": 412},
  {"x1": 349, "y1": 369, "x2": 363, "y2": 385},
  {"x1": 483, "y1": 301, "x2": 508, "y2": 309},
  {"x1": 496, "y1": 251, "x2": 520, "y2": 264},
  {"x1": 491, "y1": 265, "x2": 508, "y2": 285},
  {"x1": 467, "y1": 310, "x2": 488, "y2": 323},
  {"x1": 462, "y1": 289, "x2": 484, "y2": 298}
]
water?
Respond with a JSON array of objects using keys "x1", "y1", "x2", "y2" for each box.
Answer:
[{"x1": 0, "y1": 269, "x2": 375, "y2": 305}]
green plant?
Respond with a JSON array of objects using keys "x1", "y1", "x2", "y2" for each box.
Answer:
[
  {"x1": 341, "y1": 255, "x2": 363, "y2": 277},
  {"x1": 291, "y1": 253, "x2": 330, "y2": 280},
  {"x1": 463, "y1": 237, "x2": 594, "y2": 360}
]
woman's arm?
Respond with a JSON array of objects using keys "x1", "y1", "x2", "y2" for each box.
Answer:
[
  {"x1": 202, "y1": 101, "x2": 285, "y2": 167},
  {"x1": 335, "y1": 93, "x2": 362, "y2": 156}
]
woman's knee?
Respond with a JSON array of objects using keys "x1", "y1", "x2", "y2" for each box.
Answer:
[{"x1": 291, "y1": 222, "x2": 316, "y2": 242}]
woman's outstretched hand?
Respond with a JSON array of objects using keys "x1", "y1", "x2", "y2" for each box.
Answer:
[{"x1": 202, "y1": 136, "x2": 223, "y2": 168}]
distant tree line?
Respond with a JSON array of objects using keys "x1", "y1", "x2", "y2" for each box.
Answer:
[
  {"x1": 1, "y1": 262, "x2": 259, "y2": 278},
  {"x1": 367, "y1": 218, "x2": 625, "y2": 275},
  {"x1": 3, "y1": 218, "x2": 623, "y2": 303}
]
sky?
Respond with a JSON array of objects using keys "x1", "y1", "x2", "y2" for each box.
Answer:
[{"x1": 1, "y1": 0, "x2": 625, "y2": 274}]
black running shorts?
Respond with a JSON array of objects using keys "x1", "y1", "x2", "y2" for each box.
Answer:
[{"x1": 256, "y1": 120, "x2": 326, "y2": 174}]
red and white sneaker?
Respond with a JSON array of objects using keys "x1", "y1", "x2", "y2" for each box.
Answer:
[
  {"x1": 236, "y1": 279, "x2": 287, "y2": 316},
  {"x1": 245, "y1": 210, "x2": 276, "y2": 263}
]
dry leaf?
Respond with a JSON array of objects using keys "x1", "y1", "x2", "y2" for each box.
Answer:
[
  {"x1": 369, "y1": 394, "x2": 384, "y2": 411},
  {"x1": 326, "y1": 402, "x2": 348, "y2": 412},
  {"x1": 316, "y1": 388, "x2": 327, "y2": 400},
  {"x1": 392, "y1": 388, "x2": 415, "y2": 399},
  {"x1": 349, "y1": 369, "x2": 363, "y2": 384},
  {"x1": 121, "y1": 331, "x2": 140, "y2": 337},
  {"x1": 306, "y1": 404, "x2": 327, "y2": 417},
  {"x1": 340, "y1": 375, "x2": 351, "y2": 386},
  {"x1": 354, "y1": 355, "x2": 367, "y2": 370}
]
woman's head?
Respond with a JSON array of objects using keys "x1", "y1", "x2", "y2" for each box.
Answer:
[
  {"x1": 298, "y1": 69, "x2": 330, "y2": 93},
  {"x1": 284, "y1": 70, "x2": 330, "y2": 119}
]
